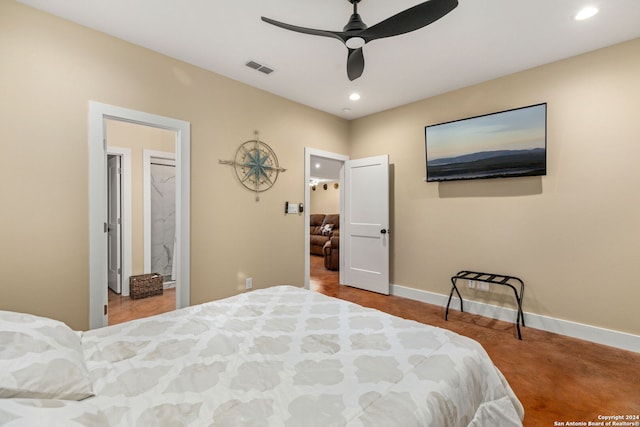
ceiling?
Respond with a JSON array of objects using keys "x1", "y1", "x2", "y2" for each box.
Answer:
[
  {"x1": 17, "y1": 0, "x2": 640, "y2": 119},
  {"x1": 310, "y1": 155, "x2": 343, "y2": 183}
]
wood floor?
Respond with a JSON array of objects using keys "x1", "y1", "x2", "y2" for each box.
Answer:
[
  {"x1": 108, "y1": 287, "x2": 176, "y2": 326},
  {"x1": 108, "y1": 256, "x2": 640, "y2": 427}
]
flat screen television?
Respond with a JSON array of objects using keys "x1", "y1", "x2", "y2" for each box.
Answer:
[{"x1": 425, "y1": 103, "x2": 547, "y2": 182}]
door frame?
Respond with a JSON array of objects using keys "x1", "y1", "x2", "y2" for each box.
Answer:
[
  {"x1": 106, "y1": 147, "x2": 132, "y2": 296},
  {"x1": 89, "y1": 101, "x2": 190, "y2": 329},
  {"x1": 304, "y1": 147, "x2": 348, "y2": 289},
  {"x1": 143, "y1": 150, "x2": 176, "y2": 277}
]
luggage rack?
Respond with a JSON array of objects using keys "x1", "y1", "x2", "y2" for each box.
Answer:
[{"x1": 445, "y1": 270, "x2": 526, "y2": 339}]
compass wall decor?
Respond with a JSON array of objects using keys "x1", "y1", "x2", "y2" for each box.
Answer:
[{"x1": 219, "y1": 131, "x2": 286, "y2": 201}]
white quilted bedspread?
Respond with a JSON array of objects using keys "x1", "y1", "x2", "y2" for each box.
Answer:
[{"x1": 2, "y1": 286, "x2": 524, "y2": 426}]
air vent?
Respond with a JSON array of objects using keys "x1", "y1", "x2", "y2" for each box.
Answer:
[{"x1": 245, "y1": 60, "x2": 274, "y2": 75}]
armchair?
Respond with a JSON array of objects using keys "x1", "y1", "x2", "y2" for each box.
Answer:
[{"x1": 323, "y1": 236, "x2": 340, "y2": 271}]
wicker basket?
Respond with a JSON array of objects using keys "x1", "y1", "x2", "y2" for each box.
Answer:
[{"x1": 130, "y1": 273, "x2": 163, "y2": 299}]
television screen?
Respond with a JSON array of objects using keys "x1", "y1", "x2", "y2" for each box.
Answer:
[{"x1": 425, "y1": 103, "x2": 547, "y2": 182}]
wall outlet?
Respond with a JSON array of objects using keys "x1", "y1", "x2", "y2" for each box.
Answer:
[
  {"x1": 245, "y1": 277, "x2": 252, "y2": 290},
  {"x1": 468, "y1": 280, "x2": 476, "y2": 289},
  {"x1": 477, "y1": 282, "x2": 490, "y2": 292}
]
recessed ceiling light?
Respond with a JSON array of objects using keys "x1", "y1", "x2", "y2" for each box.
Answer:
[
  {"x1": 575, "y1": 6, "x2": 598, "y2": 21},
  {"x1": 349, "y1": 93, "x2": 361, "y2": 101}
]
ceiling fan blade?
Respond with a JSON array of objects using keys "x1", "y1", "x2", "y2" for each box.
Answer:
[
  {"x1": 359, "y1": 0, "x2": 458, "y2": 42},
  {"x1": 261, "y1": 17, "x2": 348, "y2": 43},
  {"x1": 346, "y1": 48, "x2": 365, "y2": 81}
]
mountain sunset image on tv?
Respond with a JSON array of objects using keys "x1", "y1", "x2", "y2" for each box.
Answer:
[{"x1": 425, "y1": 103, "x2": 547, "y2": 182}]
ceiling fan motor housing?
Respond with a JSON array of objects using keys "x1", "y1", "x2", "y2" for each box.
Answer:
[{"x1": 343, "y1": 13, "x2": 367, "y2": 32}]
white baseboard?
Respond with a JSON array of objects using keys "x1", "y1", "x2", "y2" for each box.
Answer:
[{"x1": 391, "y1": 284, "x2": 640, "y2": 354}]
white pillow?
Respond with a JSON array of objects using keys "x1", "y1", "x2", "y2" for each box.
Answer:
[
  {"x1": 0, "y1": 311, "x2": 93, "y2": 401},
  {"x1": 0, "y1": 398, "x2": 108, "y2": 426}
]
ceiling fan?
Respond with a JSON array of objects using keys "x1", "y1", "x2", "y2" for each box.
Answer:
[{"x1": 261, "y1": 0, "x2": 459, "y2": 81}]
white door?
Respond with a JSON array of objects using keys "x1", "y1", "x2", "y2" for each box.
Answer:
[
  {"x1": 107, "y1": 155, "x2": 122, "y2": 294},
  {"x1": 343, "y1": 155, "x2": 390, "y2": 294}
]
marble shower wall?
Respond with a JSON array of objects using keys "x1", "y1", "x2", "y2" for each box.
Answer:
[{"x1": 150, "y1": 162, "x2": 176, "y2": 281}]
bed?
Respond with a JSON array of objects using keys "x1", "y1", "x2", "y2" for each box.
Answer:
[{"x1": 1, "y1": 285, "x2": 524, "y2": 426}]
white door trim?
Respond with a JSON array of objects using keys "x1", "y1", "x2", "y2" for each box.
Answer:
[
  {"x1": 304, "y1": 147, "x2": 349, "y2": 290},
  {"x1": 107, "y1": 147, "x2": 132, "y2": 296},
  {"x1": 143, "y1": 150, "x2": 176, "y2": 275},
  {"x1": 89, "y1": 101, "x2": 191, "y2": 329}
]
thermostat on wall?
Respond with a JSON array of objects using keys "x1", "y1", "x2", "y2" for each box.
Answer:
[{"x1": 284, "y1": 202, "x2": 303, "y2": 214}]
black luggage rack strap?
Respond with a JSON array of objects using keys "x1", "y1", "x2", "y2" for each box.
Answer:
[{"x1": 445, "y1": 270, "x2": 526, "y2": 339}]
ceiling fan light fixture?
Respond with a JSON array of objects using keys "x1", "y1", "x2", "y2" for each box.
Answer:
[
  {"x1": 345, "y1": 37, "x2": 366, "y2": 49},
  {"x1": 575, "y1": 6, "x2": 598, "y2": 21},
  {"x1": 261, "y1": 0, "x2": 459, "y2": 81}
]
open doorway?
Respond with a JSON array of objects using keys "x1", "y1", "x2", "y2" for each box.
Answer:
[
  {"x1": 89, "y1": 102, "x2": 190, "y2": 329},
  {"x1": 308, "y1": 155, "x2": 341, "y2": 289},
  {"x1": 107, "y1": 153, "x2": 123, "y2": 295},
  {"x1": 106, "y1": 146, "x2": 131, "y2": 300},
  {"x1": 305, "y1": 148, "x2": 391, "y2": 295},
  {"x1": 144, "y1": 151, "x2": 177, "y2": 288},
  {"x1": 103, "y1": 121, "x2": 178, "y2": 325},
  {"x1": 304, "y1": 148, "x2": 348, "y2": 290}
]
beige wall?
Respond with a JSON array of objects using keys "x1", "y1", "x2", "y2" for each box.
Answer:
[
  {"x1": 106, "y1": 119, "x2": 175, "y2": 277},
  {"x1": 0, "y1": 2, "x2": 349, "y2": 329},
  {"x1": 349, "y1": 38, "x2": 640, "y2": 336},
  {"x1": 310, "y1": 182, "x2": 340, "y2": 214},
  {"x1": 1, "y1": 1, "x2": 638, "y2": 338}
]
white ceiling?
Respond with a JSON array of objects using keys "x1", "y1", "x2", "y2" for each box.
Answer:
[
  {"x1": 17, "y1": 0, "x2": 640, "y2": 119},
  {"x1": 310, "y1": 155, "x2": 343, "y2": 183}
]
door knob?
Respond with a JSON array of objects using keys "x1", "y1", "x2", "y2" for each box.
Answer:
[{"x1": 380, "y1": 229, "x2": 389, "y2": 234}]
